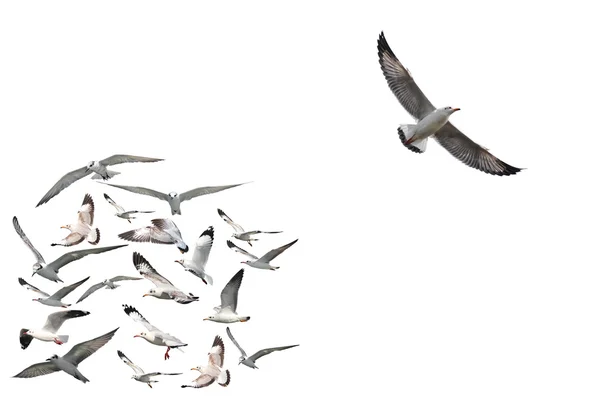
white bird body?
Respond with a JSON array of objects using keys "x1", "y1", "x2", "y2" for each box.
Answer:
[
  {"x1": 26, "y1": 329, "x2": 65, "y2": 343},
  {"x1": 182, "y1": 336, "x2": 230, "y2": 389},
  {"x1": 175, "y1": 227, "x2": 214, "y2": 285},
  {"x1": 204, "y1": 269, "x2": 250, "y2": 324},
  {"x1": 53, "y1": 194, "x2": 100, "y2": 247},
  {"x1": 399, "y1": 107, "x2": 459, "y2": 152}
]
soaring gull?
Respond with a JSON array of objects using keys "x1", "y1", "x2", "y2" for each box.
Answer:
[
  {"x1": 36, "y1": 154, "x2": 163, "y2": 206},
  {"x1": 182, "y1": 335, "x2": 230, "y2": 389},
  {"x1": 204, "y1": 269, "x2": 250, "y2": 323},
  {"x1": 377, "y1": 32, "x2": 522, "y2": 176},
  {"x1": 226, "y1": 327, "x2": 298, "y2": 369},
  {"x1": 20, "y1": 310, "x2": 90, "y2": 350},
  {"x1": 117, "y1": 350, "x2": 181, "y2": 388},
  {"x1": 118, "y1": 218, "x2": 188, "y2": 253},
  {"x1": 227, "y1": 239, "x2": 298, "y2": 270},
  {"x1": 175, "y1": 226, "x2": 214, "y2": 285},
  {"x1": 13, "y1": 327, "x2": 119, "y2": 383},
  {"x1": 76, "y1": 275, "x2": 142, "y2": 304},
  {"x1": 51, "y1": 194, "x2": 100, "y2": 247},
  {"x1": 217, "y1": 208, "x2": 281, "y2": 247},
  {"x1": 103, "y1": 193, "x2": 154, "y2": 223}
]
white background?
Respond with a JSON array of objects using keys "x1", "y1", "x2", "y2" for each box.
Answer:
[{"x1": 1, "y1": 0, "x2": 599, "y2": 398}]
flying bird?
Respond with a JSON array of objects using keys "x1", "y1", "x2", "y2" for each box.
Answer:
[
  {"x1": 182, "y1": 335, "x2": 230, "y2": 389},
  {"x1": 99, "y1": 181, "x2": 248, "y2": 215},
  {"x1": 204, "y1": 269, "x2": 250, "y2": 323},
  {"x1": 217, "y1": 208, "x2": 281, "y2": 247},
  {"x1": 103, "y1": 193, "x2": 154, "y2": 223},
  {"x1": 117, "y1": 350, "x2": 181, "y2": 388},
  {"x1": 175, "y1": 226, "x2": 214, "y2": 285},
  {"x1": 13, "y1": 216, "x2": 128, "y2": 282},
  {"x1": 118, "y1": 218, "x2": 188, "y2": 253},
  {"x1": 20, "y1": 310, "x2": 90, "y2": 350},
  {"x1": 377, "y1": 32, "x2": 522, "y2": 176},
  {"x1": 13, "y1": 327, "x2": 119, "y2": 383},
  {"x1": 36, "y1": 154, "x2": 163, "y2": 207},
  {"x1": 24, "y1": 276, "x2": 90, "y2": 307},
  {"x1": 226, "y1": 327, "x2": 298, "y2": 369},
  {"x1": 76, "y1": 275, "x2": 142, "y2": 304},
  {"x1": 123, "y1": 304, "x2": 187, "y2": 360},
  {"x1": 227, "y1": 239, "x2": 298, "y2": 270},
  {"x1": 133, "y1": 252, "x2": 199, "y2": 304},
  {"x1": 51, "y1": 194, "x2": 100, "y2": 247}
]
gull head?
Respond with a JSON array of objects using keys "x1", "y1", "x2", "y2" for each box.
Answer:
[
  {"x1": 440, "y1": 106, "x2": 460, "y2": 115},
  {"x1": 85, "y1": 161, "x2": 96, "y2": 170},
  {"x1": 238, "y1": 356, "x2": 246, "y2": 364},
  {"x1": 133, "y1": 332, "x2": 147, "y2": 339},
  {"x1": 32, "y1": 263, "x2": 43, "y2": 275},
  {"x1": 32, "y1": 298, "x2": 41, "y2": 302},
  {"x1": 191, "y1": 366, "x2": 203, "y2": 372},
  {"x1": 203, "y1": 315, "x2": 215, "y2": 321},
  {"x1": 46, "y1": 354, "x2": 59, "y2": 361},
  {"x1": 60, "y1": 224, "x2": 72, "y2": 231},
  {"x1": 168, "y1": 192, "x2": 178, "y2": 199},
  {"x1": 174, "y1": 260, "x2": 184, "y2": 266},
  {"x1": 143, "y1": 288, "x2": 158, "y2": 297}
]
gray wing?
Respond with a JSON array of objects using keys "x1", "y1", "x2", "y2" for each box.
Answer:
[
  {"x1": 117, "y1": 350, "x2": 145, "y2": 375},
  {"x1": 18, "y1": 277, "x2": 50, "y2": 297},
  {"x1": 43, "y1": 310, "x2": 90, "y2": 333},
  {"x1": 226, "y1": 240, "x2": 257, "y2": 260},
  {"x1": 36, "y1": 166, "x2": 93, "y2": 207},
  {"x1": 256, "y1": 239, "x2": 298, "y2": 263},
  {"x1": 192, "y1": 227, "x2": 214, "y2": 269},
  {"x1": 220, "y1": 269, "x2": 244, "y2": 312},
  {"x1": 248, "y1": 345, "x2": 299, "y2": 362},
  {"x1": 48, "y1": 276, "x2": 90, "y2": 301},
  {"x1": 46, "y1": 244, "x2": 128, "y2": 272},
  {"x1": 13, "y1": 216, "x2": 45, "y2": 264},
  {"x1": 62, "y1": 327, "x2": 119, "y2": 366},
  {"x1": 103, "y1": 193, "x2": 125, "y2": 214},
  {"x1": 13, "y1": 361, "x2": 60, "y2": 378},
  {"x1": 99, "y1": 154, "x2": 164, "y2": 166},
  {"x1": 133, "y1": 252, "x2": 173, "y2": 287},
  {"x1": 123, "y1": 304, "x2": 159, "y2": 332},
  {"x1": 179, "y1": 183, "x2": 247, "y2": 202},
  {"x1": 434, "y1": 123, "x2": 523, "y2": 176},
  {"x1": 99, "y1": 182, "x2": 169, "y2": 201},
  {"x1": 217, "y1": 209, "x2": 244, "y2": 233},
  {"x1": 226, "y1": 327, "x2": 247, "y2": 358},
  {"x1": 75, "y1": 282, "x2": 106, "y2": 303},
  {"x1": 109, "y1": 276, "x2": 143, "y2": 282},
  {"x1": 377, "y1": 32, "x2": 436, "y2": 120}
]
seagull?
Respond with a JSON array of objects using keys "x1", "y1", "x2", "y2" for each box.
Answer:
[
  {"x1": 182, "y1": 335, "x2": 230, "y2": 389},
  {"x1": 204, "y1": 269, "x2": 250, "y2": 323},
  {"x1": 99, "y1": 181, "x2": 248, "y2": 215},
  {"x1": 377, "y1": 32, "x2": 522, "y2": 176},
  {"x1": 133, "y1": 252, "x2": 199, "y2": 304},
  {"x1": 117, "y1": 350, "x2": 181, "y2": 388},
  {"x1": 20, "y1": 310, "x2": 90, "y2": 350},
  {"x1": 226, "y1": 239, "x2": 298, "y2": 270},
  {"x1": 13, "y1": 216, "x2": 128, "y2": 282},
  {"x1": 217, "y1": 208, "x2": 281, "y2": 247},
  {"x1": 76, "y1": 275, "x2": 143, "y2": 304},
  {"x1": 175, "y1": 226, "x2": 214, "y2": 285},
  {"x1": 123, "y1": 304, "x2": 187, "y2": 360},
  {"x1": 36, "y1": 154, "x2": 163, "y2": 207},
  {"x1": 24, "y1": 276, "x2": 90, "y2": 307},
  {"x1": 103, "y1": 193, "x2": 154, "y2": 223},
  {"x1": 13, "y1": 327, "x2": 118, "y2": 383},
  {"x1": 118, "y1": 218, "x2": 188, "y2": 253},
  {"x1": 226, "y1": 327, "x2": 298, "y2": 369},
  {"x1": 51, "y1": 194, "x2": 100, "y2": 247}
]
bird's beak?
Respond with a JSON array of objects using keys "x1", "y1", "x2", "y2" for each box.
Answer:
[
  {"x1": 453, "y1": 107, "x2": 461, "y2": 112},
  {"x1": 174, "y1": 260, "x2": 182, "y2": 265},
  {"x1": 133, "y1": 335, "x2": 140, "y2": 338},
  {"x1": 202, "y1": 318, "x2": 209, "y2": 321},
  {"x1": 31, "y1": 272, "x2": 36, "y2": 277},
  {"x1": 143, "y1": 294, "x2": 149, "y2": 297},
  {"x1": 191, "y1": 367, "x2": 199, "y2": 371},
  {"x1": 60, "y1": 225, "x2": 67, "y2": 229}
]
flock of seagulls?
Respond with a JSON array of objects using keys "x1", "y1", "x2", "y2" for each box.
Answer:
[{"x1": 12, "y1": 153, "x2": 300, "y2": 388}]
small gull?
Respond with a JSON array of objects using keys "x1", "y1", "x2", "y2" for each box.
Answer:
[
  {"x1": 23, "y1": 276, "x2": 90, "y2": 307},
  {"x1": 13, "y1": 327, "x2": 118, "y2": 383},
  {"x1": 182, "y1": 335, "x2": 230, "y2": 389},
  {"x1": 133, "y1": 252, "x2": 199, "y2": 304},
  {"x1": 227, "y1": 239, "x2": 298, "y2": 270},
  {"x1": 99, "y1": 181, "x2": 248, "y2": 215},
  {"x1": 217, "y1": 208, "x2": 281, "y2": 247},
  {"x1": 118, "y1": 218, "x2": 188, "y2": 253},
  {"x1": 377, "y1": 32, "x2": 522, "y2": 176},
  {"x1": 104, "y1": 193, "x2": 154, "y2": 223},
  {"x1": 204, "y1": 269, "x2": 250, "y2": 323},
  {"x1": 76, "y1": 275, "x2": 143, "y2": 304},
  {"x1": 51, "y1": 194, "x2": 100, "y2": 247},
  {"x1": 13, "y1": 216, "x2": 128, "y2": 282},
  {"x1": 226, "y1": 327, "x2": 298, "y2": 369},
  {"x1": 36, "y1": 154, "x2": 163, "y2": 207},
  {"x1": 117, "y1": 350, "x2": 181, "y2": 388},
  {"x1": 123, "y1": 304, "x2": 187, "y2": 360},
  {"x1": 175, "y1": 226, "x2": 214, "y2": 285},
  {"x1": 20, "y1": 310, "x2": 90, "y2": 350}
]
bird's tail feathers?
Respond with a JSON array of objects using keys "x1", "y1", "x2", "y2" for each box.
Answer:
[
  {"x1": 92, "y1": 170, "x2": 120, "y2": 180},
  {"x1": 398, "y1": 125, "x2": 427, "y2": 153}
]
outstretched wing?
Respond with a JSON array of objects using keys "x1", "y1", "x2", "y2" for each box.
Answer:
[
  {"x1": 257, "y1": 239, "x2": 298, "y2": 263},
  {"x1": 179, "y1": 183, "x2": 247, "y2": 202},
  {"x1": 208, "y1": 335, "x2": 226, "y2": 368},
  {"x1": 248, "y1": 345, "x2": 299, "y2": 362},
  {"x1": 226, "y1": 327, "x2": 247, "y2": 358},
  {"x1": 99, "y1": 182, "x2": 169, "y2": 201},
  {"x1": 377, "y1": 31, "x2": 436, "y2": 121},
  {"x1": 220, "y1": 269, "x2": 244, "y2": 312},
  {"x1": 36, "y1": 166, "x2": 93, "y2": 207},
  {"x1": 217, "y1": 209, "x2": 244, "y2": 233},
  {"x1": 13, "y1": 361, "x2": 60, "y2": 378},
  {"x1": 226, "y1": 240, "x2": 257, "y2": 260},
  {"x1": 99, "y1": 154, "x2": 164, "y2": 166},
  {"x1": 133, "y1": 252, "x2": 173, "y2": 287},
  {"x1": 103, "y1": 193, "x2": 125, "y2": 214},
  {"x1": 13, "y1": 217, "x2": 45, "y2": 264},
  {"x1": 77, "y1": 193, "x2": 95, "y2": 226},
  {"x1": 122, "y1": 304, "x2": 159, "y2": 332},
  {"x1": 18, "y1": 277, "x2": 50, "y2": 297},
  {"x1": 75, "y1": 282, "x2": 106, "y2": 303},
  {"x1": 43, "y1": 310, "x2": 90, "y2": 333},
  {"x1": 48, "y1": 276, "x2": 90, "y2": 301},
  {"x1": 47, "y1": 244, "x2": 128, "y2": 272},
  {"x1": 192, "y1": 227, "x2": 214, "y2": 270},
  {"x1": 118, "y1": 219, "x2": 180, "y2": 245},
  {"x1": 183, "y1": 373, "x2": 215, "y2": 388},
  {"x1": 110, "y1": 276, "x2": 143, "y2": 282},
  {"x1": 62, "y1": 327, "x2": 119, "y2": 366},
  {"x1": 117, "y1": 350, "x2": 145, "y2": 375}
]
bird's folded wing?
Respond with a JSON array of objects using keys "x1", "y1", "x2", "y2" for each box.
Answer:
[
  {"x1": 37, "y1": 166, "x2": 92, "y2": 207},
  {"x1": 63, "y1": 327, "x2": 119, "y2": 366},
  {"x1": 377, "y1": 32, "x2": 436, "y2": 121},
  {"x1": 13, "y1": 361, "x2": 60, "y2": 378},
  {"x1": 434, "y1": 123, "x2": 523, "y2": 176},
  {"x1": 179, "y1": 183, "x2": 246, "y2": 202},
  {"x1": 257, "y1": 239, "x2": 298, "y2": 263},
  {"x1": 13, "y1": 217, "x2": 46, "y2": 264},
  {"x1": 100, "y1": 154, "x2": 164, "y2": 166}
]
